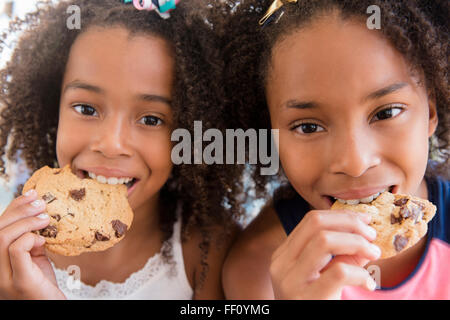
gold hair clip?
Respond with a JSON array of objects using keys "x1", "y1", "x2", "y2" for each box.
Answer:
[{"x1": 259, "y1": 0, "x2": 298, "y2": 26}]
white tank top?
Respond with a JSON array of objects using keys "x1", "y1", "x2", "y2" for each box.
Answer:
[{"x1": 51, "y1": 211, "x2": 194, "y2": 299}]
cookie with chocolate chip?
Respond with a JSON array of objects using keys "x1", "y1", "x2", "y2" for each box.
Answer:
[
  {"x1": 331, "y1": 191, "x2": 436, "y2": 259},
  {"x1": 22, "y1": 165, "x2": 133, "y2": 256}
]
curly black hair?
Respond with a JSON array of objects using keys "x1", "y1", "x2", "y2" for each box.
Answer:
[
  {"x1": 218, "y1": 0, "x2": 449, "y2": 201},
  {"x1": 0, "y1": 0, "x2": 246, "y2": 287}
]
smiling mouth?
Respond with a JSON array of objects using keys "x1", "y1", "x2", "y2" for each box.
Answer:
[
  {"x1": 77, "y1": 169, "x2": 139, "y2": 190},
  {"x1": 326, "y1": 185, "x2": 396, "y2": 206}
]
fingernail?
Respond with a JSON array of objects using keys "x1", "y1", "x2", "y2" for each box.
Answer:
[
  {"x1": 366, "y1": 277, "x2": 377, "y2": 291},
  {"x1": 370, "y1": 244, "x2": 381, "y2": 258},
  {"x1": 367, "y1": 227, "x2": 377, "y2": 240},
  {"x1": 24, "y1": 189, "x2": 36, "y2": 197},
  {"x1": 30, "y1": 199, "x2": 44, "y2": 208},
  {"x1": 36, "y1": 213, "x2": 49, "y2": 220}
]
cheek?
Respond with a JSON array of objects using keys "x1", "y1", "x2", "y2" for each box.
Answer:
[
  {"x1": 139, "y1": 131, "x2": 173, "y2": 174},
  {"x1": 56, "y1": 113, "x2": 87, "y2": 166},
  {"x1": 386, "y1": 114, "x2": 430, "y2": 182},
  {"x1": 278, "y1": 130, "x2": 321, "y2": 187}
]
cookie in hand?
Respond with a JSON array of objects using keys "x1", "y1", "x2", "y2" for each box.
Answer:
[
  {"x1": 22, "y1": 165, "x2": 134, "y2": 256},
  {"x1": 331, "y1": 191, "x2": 436, "y2": 259}
]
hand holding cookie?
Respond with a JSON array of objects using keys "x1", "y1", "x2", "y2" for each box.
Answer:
[
  {"x1": 269, "y1": 209, "x2": 380, "y2": 300},
  {"x1": 0, "y1": 189, "x2": 65, "y2": 299}
]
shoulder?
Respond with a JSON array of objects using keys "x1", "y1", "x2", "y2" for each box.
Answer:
[
  {"x1": 428, "y1": 175, "x2": 450, "y2": 197},
  {"x1": 427, "y1": 176, "x2": 450, "y2": 243},
  {"x1": 435, "y1": 177, "x2": 450, "y2": 210},
  {"x1": 222, "y1": 204, "x2": 287, "y2": 299},
  {"x1": 182, "y1": 217, "x2": 241, "y2": 299}
]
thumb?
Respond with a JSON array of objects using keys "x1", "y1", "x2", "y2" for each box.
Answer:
[
  {"x1": 330, "y1": 254, "x2": 370, "y2": 268},
  {"x1": 30, "y1": 235, "x2": 46, "y2": 257},
  {"x1": 320, "y1": 254, "x2": 371, "y2": 274},
  {"x1": 9, "y1": 232, "x2": 47, "y2": 284}
]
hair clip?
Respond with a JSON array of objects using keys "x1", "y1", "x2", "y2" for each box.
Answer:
[
  {"x1": 121, "y1": 0, "x2": 178, "y2": 19},
  {"x1": 259, "y1": 0, "x2": 298, "y2": 26}
]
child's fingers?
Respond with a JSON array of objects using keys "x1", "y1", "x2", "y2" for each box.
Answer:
[
  {"x1": 323, "y1": 254, "x2": 370, "y2": 272},
  {"x1": 29, "y1": 239, "x2": 47, "y2": 258},
  {"x1": 275, "y1": 210, "x2": 373, "y2": 263},
  {"x1": 272, "y1": 210, "x2": 375, "y2": 264},
  {"x1": 0, "y1": 214, "x2": 49, "y2": 284},
  {"x1": 9, "y1": 232, "x2": 46, "y2": 286},
  {"x1": 270, "y1": 230, "x2": 379, "y2": 298},
  {"x1": 0, "y1": 249, "x2": 13, "y2": 291},
  {"x1": 0, "y1": 196, "x2": 46, "y2": 230},
  {"x1": 0, "y1": 214, "x2": 49, "y2": 249},
  {"x1": 309, "y1": 262, "x2": 376, "y2": 299},
  {"x1": 288, "y1": 231, "x2": 380, "y2": 284},
  {"x1": 2, "y1": 189, "x2": 38, "y2": 213}
]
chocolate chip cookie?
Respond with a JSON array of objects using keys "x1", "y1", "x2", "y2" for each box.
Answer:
[
  {"x1": 22, "y1": 165, "x2": 134, "y2": 256},
  {"x1": 331, "y1": 191, "x2": 436, "y2": 259}
]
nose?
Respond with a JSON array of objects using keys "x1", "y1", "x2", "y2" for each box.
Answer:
[
  {"x1": 328, "y1": 127, "x2": 381, "y2": 177},
  {"x1": 90, "y1": 115, "x2": 133, "y2": 158}
]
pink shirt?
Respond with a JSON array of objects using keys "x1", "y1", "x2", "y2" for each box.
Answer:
[{"x1": 342, "y1": 238, "x2": 450, "y2": 300}]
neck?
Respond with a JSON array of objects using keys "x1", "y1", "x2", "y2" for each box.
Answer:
[{"x1": 125, "y1": 192, "x2": 161, "y2": 243}]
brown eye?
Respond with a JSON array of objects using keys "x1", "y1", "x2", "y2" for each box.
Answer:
[
  {"x1": 372, "y1": 106, "x2": 403, "y2": 122},
  {"x1": 292, "y1": 123, "x2": 325, "y2": 134},
  {"x1": 73, "y1": 104, "x2": 97, "y2": 116},
  {"x1": 139, "y1": 115, "x2": 163, "y2": 126}
]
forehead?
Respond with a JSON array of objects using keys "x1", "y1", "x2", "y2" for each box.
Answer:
[
  {"x1": 266, "y1": 13, "x2": 418, "y2": 105},
  {"x1": 63, "y1": 26, "x2": 174, "y2": 95}
]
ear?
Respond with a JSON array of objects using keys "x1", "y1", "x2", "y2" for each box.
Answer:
[{"x1": 427, "y1": 90, "x2": 438, "y2": 138}]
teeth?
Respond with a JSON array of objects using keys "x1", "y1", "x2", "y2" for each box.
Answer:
[
  {"x1": 360, "y1": 195, "x2": 374, "y2": 203},
  {"x1": 86, "y1": 171, "x2": 133, "y2": 185},
  {"x1": 107, "y1": 177, "x2": 118, "y2": 185},
  {"x1": 334, "y1": 189, "x2": 386, "y2": 205}
]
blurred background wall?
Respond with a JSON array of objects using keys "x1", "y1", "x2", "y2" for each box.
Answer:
[{"x1": 0, "y1": 0, "x2": 51, "y2": 213}]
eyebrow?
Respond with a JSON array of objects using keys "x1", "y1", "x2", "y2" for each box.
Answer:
[
  {"x1": 283, "y1": 82, "x2": 409, "y2": 110},
  {"x1": 63, "y1": 80, "x2": 104, "y2": 94},
  {"x1": 284, "y1": 101, "x2": 317, "y2": 110},
  {"x1": 364, "y1": 82, "x2": 409, "y2": 101},
  {"x1": 137, "y1": 93, "x2": 172, "y2": 106},
  {"x1": 63, "y1": 80, "x2": 172, "y2": 106}
]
